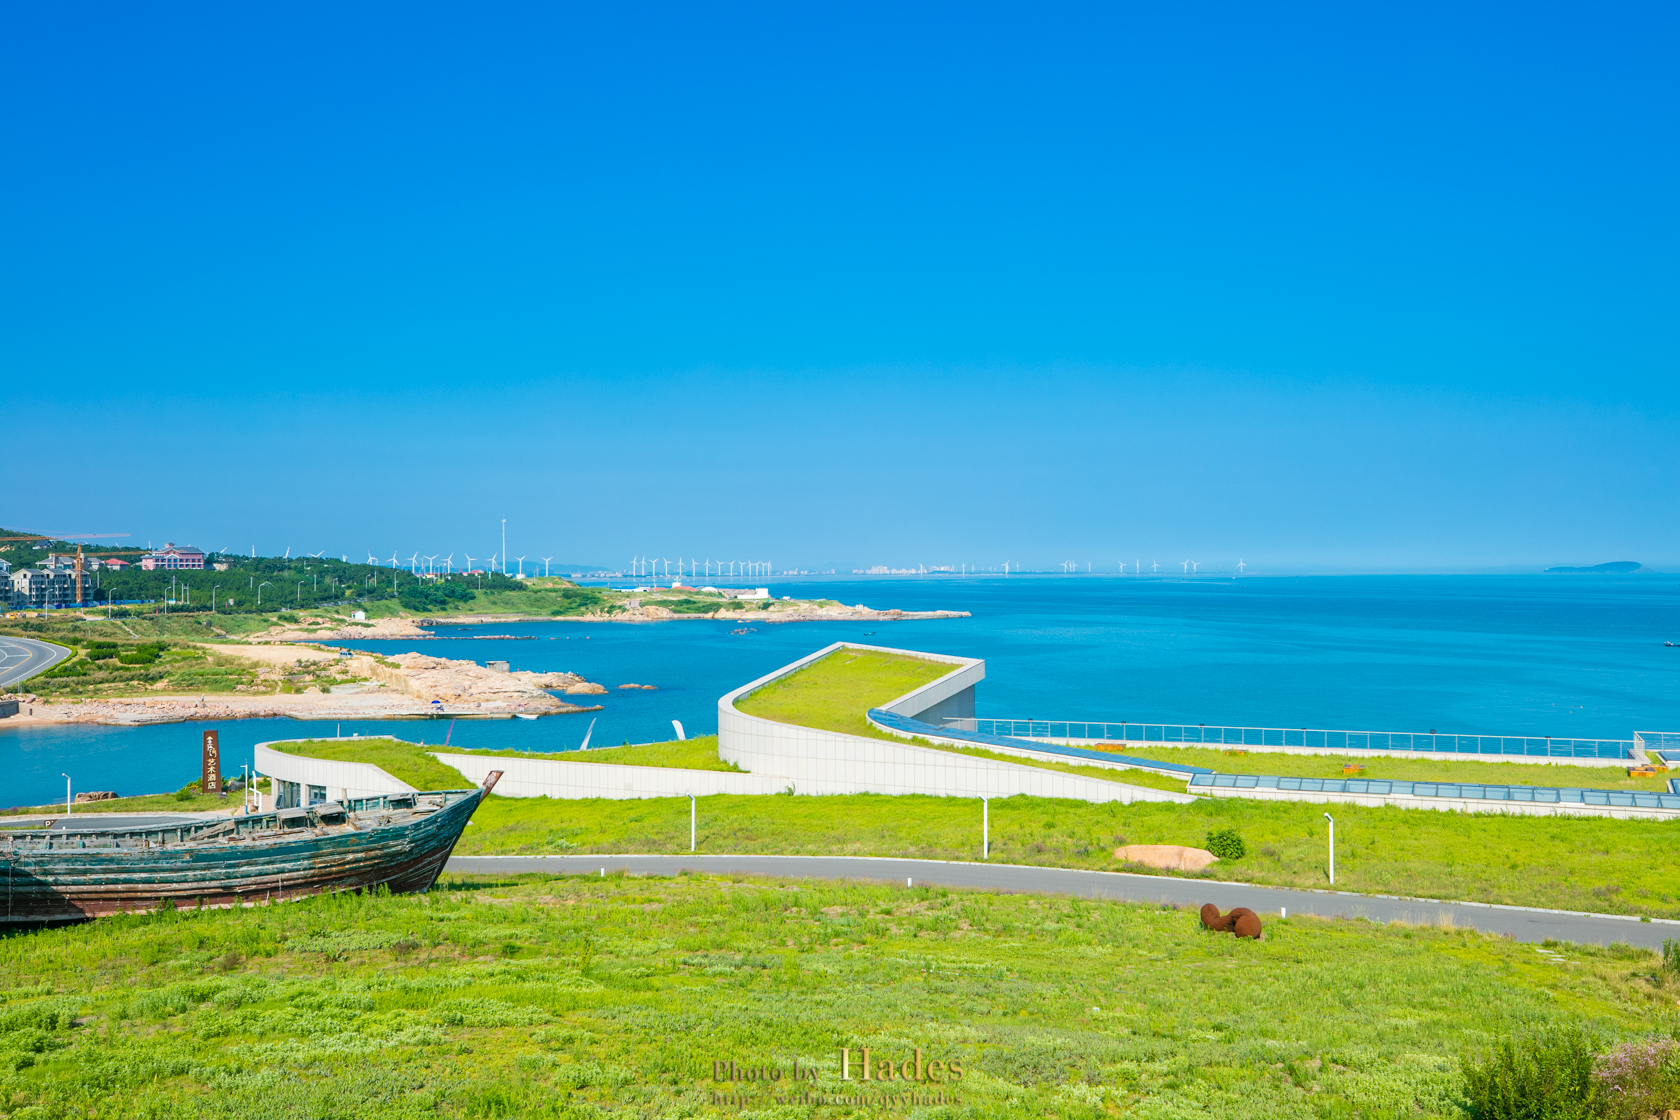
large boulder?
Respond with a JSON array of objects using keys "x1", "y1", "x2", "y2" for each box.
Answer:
[{"x1": 1114, "y1": 845, "x2": 1220, "y2": 872}]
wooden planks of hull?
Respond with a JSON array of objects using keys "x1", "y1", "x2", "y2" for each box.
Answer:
[{"x1": 1, "y1": 773, "x2": 499, "y2": 926}]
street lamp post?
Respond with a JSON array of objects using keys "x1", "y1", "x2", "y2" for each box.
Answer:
[
  {"x1": 1324, "y1": 812, "x2": 1335, "y2": 885},
  {"x1": 212, "y1": 585, "x2": 220, "y2": 614},
  {"x1": 258, "y1": 581, "x2": 272, "y2": 606},
  {"x1": 63, "y1": 773, "x2": 71, "y2": 817}
]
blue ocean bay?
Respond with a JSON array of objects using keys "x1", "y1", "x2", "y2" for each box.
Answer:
[{"x1": 3, "y1": 574, "x2": 1677, "y2": 809}]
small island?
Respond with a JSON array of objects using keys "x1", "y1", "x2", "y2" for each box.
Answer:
[{"x1": 1544, "y1": 561, "x2": 1643, "y2": 574}]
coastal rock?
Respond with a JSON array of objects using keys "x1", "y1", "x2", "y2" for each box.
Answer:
[{"x1": 1114, "y1": 845, "x2": 1220, "y2": 872}]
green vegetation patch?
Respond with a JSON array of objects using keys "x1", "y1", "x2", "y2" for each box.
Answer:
[
  {"x1": 0, "y1": 873, "x2": 1671, "y2": 1118},
  {"x1": 918, "y1": 740, "x2": 1192, "y2": 793},
  {"x1": 456, "y1": 736, "x2": 740, "y2": 773},
  {"x1": 1108, "y1": 744, "x2": 1676, "y2": 793},
  {"x1": 651, "y1": 597, "x2": 721, "y2": 614},
  {"x1": 734, "y1": 647, "x2": 955, "y2": 738},
  {"x1": 455, "y1": 791, "x2": 1680, "y2": 918},
  {"x1": 267, "y1": 738, "x2": 473, "y2": 792}
]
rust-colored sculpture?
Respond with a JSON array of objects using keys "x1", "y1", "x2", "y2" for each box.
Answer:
[
  {"x1": 1199, "y1": 904, "x2": 1262, "y2": 939},
  {"x1": 1199, "y1": 903, "x2": 1234, "y2": 931}
]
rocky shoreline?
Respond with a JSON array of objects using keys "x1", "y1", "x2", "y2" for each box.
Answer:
[{"x1": 0, "y1": 650, "x2": 607, "y2": 727}]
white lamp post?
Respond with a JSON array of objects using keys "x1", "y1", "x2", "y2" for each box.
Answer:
[
  {"x1": 63, "y1": 773, "x2": 71, "y2": 817},
  {"x1": 690, "y1": 794, "x2": 696, "y2": 853},
  {"x1": 982, "y1": 797, "x2": 989, "y2": 860},
  {"x1": 1324, "y1": 812, "x2": 1336, "y2": 884}
]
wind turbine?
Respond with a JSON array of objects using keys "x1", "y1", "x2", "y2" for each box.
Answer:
[
  {"x1": 387, "y1": 552, "x2": 398, "y2": 568},
  {"x1": 367, "y1": 553, "x2": 378, "y2": 565},
  {"x1": 1181, "y1": 560, "x2": 1189, "y2": 574},
  {"x1": 1151, "y1": 560, "x2": 1159, "y2": 573},
  {"x1": 408, "y1": 553, "x2": 419, "y2": 574},
  {"x1": 542, "y1": 557, "x2": 552, "y2": 577},
  {"x1": 284, "y1": 547, "x2": 290, "y2": 559},
  {"x1": 424, "y1": 554, "x2": 438, "y2": 575},
  {"x1": 309, "y1": 550, "x2": 325, "y2": 558},
  {"x1": 464, "y1": 553, "x2": 476, "y2": 573},
  {"x1": 443, "y1": 554, "x2": 454, "y2": 574},
  {"x1": 487, "y1": 553, "x2": 497, "y2": 574},
  {"x1": 515, "y1": 556, "x2": 526, "y2": 578},
  {"x1": 1191, "y1": 561, "x2": 1200, "y2": 574},
  {"x1": 1237, "y1": 558, "x2": 1246, "y2": 574}
]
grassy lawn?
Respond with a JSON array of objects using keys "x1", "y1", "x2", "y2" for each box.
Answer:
[
  {"x1": 1106, "y1": 744, "x2": 1673, "y2": 794},
  {"x1": 0, "y1": 872, "x2": 1671, "y2": 1119},
  {"x1": 0, "y1": 790, "x2": 242, "y2": 817},
  {"x1": 269, "y1": 738, "x2": 476, "y2": 791},
  {"x1": 456, "y1": 792, "x2": 1680, "y2": 919},
  {"x1": 734, "y1": 647, "x2": 955, "y2": 739},
  {"x1": 454, "y1": 736, "x2": 741, "y2": 773}
]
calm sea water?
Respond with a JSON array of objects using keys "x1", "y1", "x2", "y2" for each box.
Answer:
[{"x1": 4, "y1": 575, "x2": 1677, "y2": 808}]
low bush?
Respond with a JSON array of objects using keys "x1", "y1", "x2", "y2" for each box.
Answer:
[
  {"x1": 1205, "y1": 827, "x2": 1246, "y2": 860},
  {"x1": 1462, "y1": 1026, "x2": 1599, "y2": 1120},
  {"x1": 1592, "y1": 1038, "x2": 1680, "y2": 1120}
]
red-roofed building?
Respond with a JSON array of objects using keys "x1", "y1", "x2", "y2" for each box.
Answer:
[{"x1": 141, "y1": 543, "x2": 206, "y2": 571}]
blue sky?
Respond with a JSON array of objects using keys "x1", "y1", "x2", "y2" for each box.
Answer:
[{"x1": 4, "y1": 3, "x2": 1675, "y2": 572}]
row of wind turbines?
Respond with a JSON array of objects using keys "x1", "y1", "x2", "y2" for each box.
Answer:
[
  {"x1": 628, "y1": 558, "x2": 771, "y2": 581},
  {"x1": 364, "y1": 552, "x2": 557, "y2": 579},
  {"x1": 1058, "y1": 559, "x2": 1249, "y2": 574}
]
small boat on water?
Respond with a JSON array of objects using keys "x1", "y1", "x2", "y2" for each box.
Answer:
[{"x1": 0, "y1": 772, "x2": 502, "y2": 927}]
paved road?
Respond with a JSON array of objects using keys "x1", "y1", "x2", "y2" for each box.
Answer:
[
  {"x1": 447, "y1": 854, "x2": 1680, "y2": 949},
  {"x1": 0, "y1": 636, "x2": 70, "y2": 690}
]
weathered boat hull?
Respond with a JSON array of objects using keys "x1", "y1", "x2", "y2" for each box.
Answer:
[{"x1": 0, "y1": 783, "x2": 494, "y2": 926}]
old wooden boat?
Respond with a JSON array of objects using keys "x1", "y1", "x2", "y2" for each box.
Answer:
[{"x1": 0, "y1": 771, "x2": 502, "y2": 926}]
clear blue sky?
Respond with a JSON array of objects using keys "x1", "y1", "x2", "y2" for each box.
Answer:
[{"x1": 4, "y1": 3, "x2": 1675, "y2": 572}]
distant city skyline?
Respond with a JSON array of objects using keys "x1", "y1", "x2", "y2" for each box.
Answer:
[{"x1": 4, "y1": 6, "x2": 1675, "y2": 570}]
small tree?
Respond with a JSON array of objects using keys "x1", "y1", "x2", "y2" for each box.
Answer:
[{"x1": 1205, "y1": 828, "x2": 1246, "y2": 861}]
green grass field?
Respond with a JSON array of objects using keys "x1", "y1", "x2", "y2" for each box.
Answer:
[
  {"x1": 454, "y1": 736, "x2": 740, "y2": 773},
  {"x1": 1108, "y1": 744, "x2": 1672, "y2": 794},
  {"x1": 267, "y1": 738, "x2": 471, "y2": 791},
  {"x1": 0, "y1": 872, "x2": 1671, "y2": 1119},
  {"x1": 455, "y1": 792, "x2": 1680, "y2": 919},
  {"x1": 734, "y1": 647, "x2": 954, "y2": 739}
]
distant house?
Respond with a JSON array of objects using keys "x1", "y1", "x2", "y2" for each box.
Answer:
[
  {"x1": 140, "y1": 543, "x2": 206, "y2": 571},
  {"x1": 103, "y1": 558, "x2": 130, "y2": 571}
]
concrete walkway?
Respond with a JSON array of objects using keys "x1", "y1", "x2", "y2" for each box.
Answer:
[{"x1": 446, "y1": 853, "x2": 1680, "y2": 949}]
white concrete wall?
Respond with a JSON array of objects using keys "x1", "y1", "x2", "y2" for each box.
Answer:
[
  {"x1": 717, "y1": 642, "x2": 1193, "y2": 805},
  {"x1": 254, "y1": 740, "x2": 419, "y2": 802},
  {"x1": 434, "y1": 752, "x2": 789, "y2": 800}
]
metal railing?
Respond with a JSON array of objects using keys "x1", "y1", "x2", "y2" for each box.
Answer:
[
  {"x1": 1188, "y1": 772, "x2": 1680, "y2": 810},
  {"x1": 943, "y1": 718, "x2": 1636, "y2": 761}
]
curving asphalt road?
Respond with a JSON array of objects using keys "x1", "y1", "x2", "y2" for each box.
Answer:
[
  {"x1": 446, "y1": 853, "x2": 1680, "y2": 949},
  {"x1": 0, "y1": 636, "x2": 70, "y2": 691}
]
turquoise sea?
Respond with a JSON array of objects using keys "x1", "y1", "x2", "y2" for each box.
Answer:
[{"x1": 3, "y1": 574, "x2": 1677, "y2": 809}]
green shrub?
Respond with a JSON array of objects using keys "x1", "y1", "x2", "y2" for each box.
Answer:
[
  {"x1": 1205, "y1": 828, "x2": 1246, "y2": 861},
  {"x1": 1592, "y1": 1038, "x2": 1680, "y2": 1120},
  {"x1": 1462, "y1": 1026, "x2": 1599, "y2": 1120},
  {"x1": 399, "y1": 581, "x2": 474, "y2": 612},
  {"x1": 1664, "y1": 938, "x2": 1680, "y2": 978},
  {"x1": 41, "y1": 659, "x2": 89, "y2": 679},
  {"x1": 658, "y1": 597, "x2": 721, "y2": 614}
]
